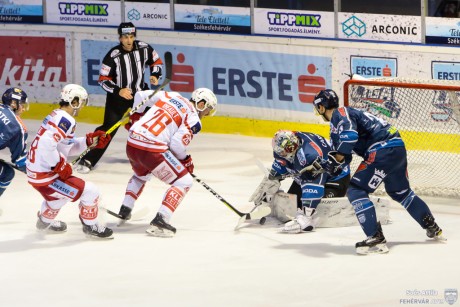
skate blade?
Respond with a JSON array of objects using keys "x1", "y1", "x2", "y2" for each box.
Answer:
[
  {"x1": 433, "y1": 234, "x2": 447, "y2": 242},
  {"x1": 36, "y1": 228, "x2": 67, "y2": 234},
  {"x1": 356, "y1": 243, "x2": 389, "y2": 255},
  {"x1": 84, "y1": 234, "x2": 114, "y2": 240},
  {"x1": 145, "y1": 226, "x2": 175, "y2": 238}
]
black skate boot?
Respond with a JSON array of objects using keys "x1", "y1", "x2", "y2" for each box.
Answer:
[
  {"x1": 423, "y1": 215, "x2": 445, "y2": 240},
  {"x1": 145, "y1": 213, "x2": 176, "y2": 237},
  {"x1": 36, "y1": 212, "x2": 67, "y2": 232},
  {"x1": 118, "y1": 205, "x2": 132, "y2": 220},
  {"x1": 355, "y1": 222, "x2": 389, "y2": 255},
  {"x1": 80, "y1": 217, "x2": 114, "y2": 239}
]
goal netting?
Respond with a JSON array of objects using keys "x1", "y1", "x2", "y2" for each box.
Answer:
[{"x1": 343, "y1": 77, "x2": 460, "y2": 198}]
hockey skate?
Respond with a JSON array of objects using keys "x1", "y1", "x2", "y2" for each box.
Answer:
[
  {"x1": 423, "y1": 215, "x2": 446, "y2": 241},
  {"x1": 355, "y1": 222, "x2": 389, "y2": 255},
  {"x1": 281, "y1": 207, "x2": 317, "y2": 234},
  {"x1": 75, "y1": 159, "x2": 92, "y2": 174},
  {"x1": 36, "y1": 212, "x2": 67, "y2": 232},
  {"x1": 145, "y1": 213, "x2": 176, "y2": 238},
  {"x1": 80, "y1": 217, "x2": 114, "y2": 239},
  {"x1": 118, "y1": 205, "x2": 132, "y2": 220}
]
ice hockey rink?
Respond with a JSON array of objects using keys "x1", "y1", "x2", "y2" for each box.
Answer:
[{"x1": 0, "y1": 120, "x2": 459, "y2": 307}]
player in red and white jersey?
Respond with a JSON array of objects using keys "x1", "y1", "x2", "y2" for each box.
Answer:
[
  {"x1": 118, "y1": 88, "x2": 217, "y2": 237},
  {"x1": 26, "y1": 84, "x2": 113, "y2": 238}
]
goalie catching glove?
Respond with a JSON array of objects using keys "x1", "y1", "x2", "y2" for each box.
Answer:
[
  {"x1": 86, "y1": 130, "x2": 111, "y2": 149},
  {"x1": 249, "y1": 175, "x2": 281, "y2": 207}
]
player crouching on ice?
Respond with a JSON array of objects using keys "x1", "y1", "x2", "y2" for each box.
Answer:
[
  {"x1": 250, "y1": 130, "x2": 350, "y2": 233},
  {"x1": 26, "y1": 84, "x2": 113, "y2": 239},
  {"x1": 117, "y1": 88, "x2": 217, "y2": 237}
]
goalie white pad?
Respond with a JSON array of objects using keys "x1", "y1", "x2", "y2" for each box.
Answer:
[{"x1": 270, "y1": 192, "x2": 391, "y2": 228}]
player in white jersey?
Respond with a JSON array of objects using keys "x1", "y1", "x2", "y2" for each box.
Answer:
[
  {"x1": 26, "y1": 84, "x2": 113, "y2": 238},
  {"x1": 117, "y1": 88, "x2": 217, "y2": 237}
]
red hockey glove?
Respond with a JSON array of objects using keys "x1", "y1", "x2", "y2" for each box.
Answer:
[
  {"x1": 53, "y1": 155, "x2": 72, "y2": 180},
  {"x1": 124, "y1": 112, "x2": 143, "y2": 131},
  {"x1": 180, "y1": 155, "x2": 194, "y2": 174},
  {"x1": 86, "y1": 130, "x2": 111, "y2": 149}
]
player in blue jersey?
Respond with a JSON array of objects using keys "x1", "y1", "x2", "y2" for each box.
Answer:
[
  {"x1": 0, "y1": 87, "x2": 29, "y2": 197},
  {"x1": 250, "y1": 130, "x2": 350, "y2": 233},
  {"x1": 313, "y1": 89, "x2": 444, "y2": 254}
]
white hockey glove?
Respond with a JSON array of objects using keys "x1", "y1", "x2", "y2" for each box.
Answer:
[
  {"x1": 282, "y1": 207, "x2": 317, "y2": 234},
  {"x1": 249, "y1": 175, "x2": 281, "y2": 207}
]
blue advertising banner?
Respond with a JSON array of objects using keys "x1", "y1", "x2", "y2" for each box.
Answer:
[
  {"x1": 81, "y1": 41, "x2": 332, "y2": 112},
  {"x1": 432, "y1": 61, "x2": 460, "y2": 81},
  {"x1": 0, "y1": 0, "x2": 43, "y2": 23},
  {"x1": 174, "y1": 4, "x2": 250, "y2": 34},
  {"x1": 426, "y1": 17, "x2": 460, "y2": 46},
  {"x1": 350, "y1": 55, "x2": 398, "y2": 78}
]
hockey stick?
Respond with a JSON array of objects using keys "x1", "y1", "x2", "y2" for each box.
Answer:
[
  {"x1": 0, "y1": 159, "x2": 26, "y2": 173},
  {"x1": 100, "y1": 206, "x2": 150, "y2": 222},
  {"x1": 191, "y1": 174, "x2": 271, "y2": 229},
  {"x1": 71, "y1": 51, "x2": 173, "y2": 166}
]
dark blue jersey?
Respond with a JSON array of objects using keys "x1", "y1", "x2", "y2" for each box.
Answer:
[
  {"x1": 330, "y1": 107, "x2": 403, "y2": 159},
  {"x1": 0, "y1": 105, "x2": 28, "y2": 168},
  {"x1": 270, "y1": 132, "x2": 349, "y2": 208}
]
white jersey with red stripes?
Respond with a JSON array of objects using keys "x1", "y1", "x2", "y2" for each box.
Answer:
[
  {"x1": 128, "y1": 90, "x2": 201, "y2": 160},
  {"x1": 26, "y1": 109, "x2": 86, "y2": 186}
]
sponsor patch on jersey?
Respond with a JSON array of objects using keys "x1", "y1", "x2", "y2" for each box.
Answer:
[
  {"x1": 50, "y1": 180, "x2": 77, "y2": 198},
  {"x1": 191, "y1": 122, "x2": 201, "y2": 134},
  {"x1": 163, "y1": 151, "x2": 184, "y2": 172},
  {"x1": 182, "y1": 133, "x2": 192, "y2": 146},
  {"x1": 338, "y1": 107, "x2": 347, "y2": 117},
  {"x1": 100, "y1": 64, "x2": 111, "y2": 76},
  {"x1": 57, "y1": 117, "x2": 72, "y2": 133},
  {"x1": 139, "y1": 41, "x2": 148, "y2": 48},
  {"x1": 53, "y1": 133, "x2": 62, "y2": 142}
]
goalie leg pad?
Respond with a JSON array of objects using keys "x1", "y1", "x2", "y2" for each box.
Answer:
[{"x1": 272, "y1": 192, "x2": 391, "y2": 228}]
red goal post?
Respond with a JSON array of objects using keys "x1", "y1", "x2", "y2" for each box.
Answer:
[{"x1": 343, "y1": 77, "x2": 460, "y2": 197}]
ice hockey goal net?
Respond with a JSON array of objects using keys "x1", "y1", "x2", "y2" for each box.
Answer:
[{"x1": 343, "y1": 77, "x2": 460, "y2": 197}]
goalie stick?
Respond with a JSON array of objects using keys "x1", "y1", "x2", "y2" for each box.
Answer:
[
  {"x1": 191, "y1": 174, "x2": 271, "y2": 229},
  {"x1": 71, "y1": 51, "x2": 173, "y2": 165}
]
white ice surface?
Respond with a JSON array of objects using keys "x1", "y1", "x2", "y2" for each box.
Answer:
[{"x1": 0, "y1": 120, "x2": 459, "y2": 307}]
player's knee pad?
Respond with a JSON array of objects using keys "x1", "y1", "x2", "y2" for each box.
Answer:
[
  {"x1": 79, "y1": 181, "x2": 100, "y2": 206},
  {"x1": 387, "y1": 188, "x2": 412, "y2": 204},
  {"x1": 346, "y1": 183, "x2": 369, "y2": 203},
  {"x1": 173, "y1": 174, "x2": 193, "y2": 191},
  {"x1": 0, "y1": 163, "x2": 15, "y2": 189}
]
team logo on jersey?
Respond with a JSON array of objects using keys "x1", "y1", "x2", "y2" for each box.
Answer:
[
  {"x1": 368, "y1": 168, "x2": 386, "y2": 189},
  {"x1": 191, "y1": 122, "x2": 201, "y2": 134},
  {"x1": 182, "y1": 133, "x2": 192, "y2": 146},
  {"x1": 57, "y1": 117, "x2": 72, "y2": 133},
  {"x1": 338, "y1": 107, "x2": 347, "y2": 117}
]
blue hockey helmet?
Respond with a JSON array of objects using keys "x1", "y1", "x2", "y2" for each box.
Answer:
[
  {"x1": 2, "y1": 87, "x2": 28, "y2": 112},
  {"x1": 272, "y1": 130, "x2": 300, "y2": 160},
  {"x1": 313, "y1": 89, "x2": 339, "y2": 110}
]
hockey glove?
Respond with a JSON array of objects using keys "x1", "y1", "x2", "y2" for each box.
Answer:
[
  {"x1": 249, "y1": 175, "x2": 281, "y2": 206},
  {"x1": 324, "y1": 151, "x2": 344, "y2": 177},
  {"x1": 53, "y1": 155, "x2": 72, "y2": 180},
  {"x1": 86, "y1": 131, "x2": 111, "y2": 149},
  {"x1": 14, "y1": 157, "x2": 27, "y2": 173},
  {"x1": 180, "y1": 155, "x2": 194, "y2": 173},
  {"x1": 124, "y1": 112, "x2": 143, "y2": 131}
]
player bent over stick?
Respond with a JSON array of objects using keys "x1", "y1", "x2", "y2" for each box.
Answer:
[
  {"x1": 250, "y1": 130, "x2": 350, "y2": 233},
  {"x1": 313, "y1": 88, "x2": 445, "y2": 255},
  {"x1": 117, "y1": 88, "x2": 217, "y2": 237},
  {"x1": 26, "y1": 84, "x2": 113, "y2": 239}
]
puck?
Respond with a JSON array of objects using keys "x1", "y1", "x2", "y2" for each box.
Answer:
[{"x1": 259, "y1": 217, "x2": 267, "y2": 225}]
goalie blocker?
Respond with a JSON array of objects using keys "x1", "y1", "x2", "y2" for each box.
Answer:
[{"x1": 270, "y1": 192, "x2": 391, "y2": 228}]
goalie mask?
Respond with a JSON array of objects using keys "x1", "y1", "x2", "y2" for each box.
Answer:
[
  {"x1": 272, "y1": 130, "x2": 300, "y2": 160},
  {"x1": 313, "y1": 89, "x2": 339, "y2": 121},
  {"x1": 191, "y1": 88, "x2": 217, "y2": 116},
  {"x1": 60, "y1": 84, "x2": 88, "y2": 116},
  {"x1": 2, "y1": 87, "x2": 28, "y2": 113}
]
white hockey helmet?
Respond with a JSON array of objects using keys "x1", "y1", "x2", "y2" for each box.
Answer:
[
  {"x1": 191, "y1": 88, "x2": 217, "y2": 116},
  {"x1": 272, "y1": 130, "x2": 300, "y2": 160},
  {"x1": 60, "y1": 84, "x2": 88, "y2": 113}
]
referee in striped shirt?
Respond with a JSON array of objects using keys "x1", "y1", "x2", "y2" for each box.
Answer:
[{"x1": 76, "y1": 22, "x2": 163, "y2": 173}]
